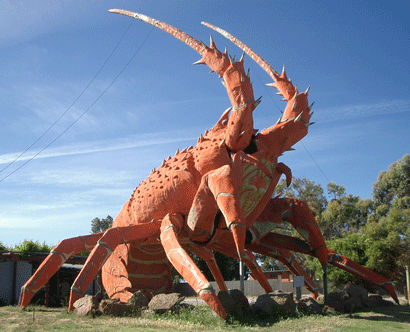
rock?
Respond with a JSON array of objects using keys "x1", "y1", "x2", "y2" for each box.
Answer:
[
  {"x1": 127, "y1": 290, "x2": 150, "y2": 308},
  {"x1": 325, "y1": 291, "x2": 346, "y2": 313},
  {"x1": 229, "y1": 289, "x2": 250, "y2": 314},
  {"x1": 344, "y1": 295, "x2": 362, "y2": 313},
  {"x1": 253, "y1": 293, "x2": 279, "y2": 318},
  {"x1": 380, "y1": 298, "x2": 395, "y2": 307},
  {"x1": 362, "y1": 294, "x2": 383, "y2": 309},
  {"x1": 99, "y1": 299, "x2": 139, "y2": 316},
  {"x1": 148, "y1": 293, "x2": 185, "y2": 313},
  {"x1": 326, "y1": 299, "x2": 345, "y2": 313},
  {"x1": 218, "y1": 291, "x2": 242, "y2": 319},
  {"x1": 73, "y1": 295, "x2": 100, "y2": 316},
  {"x1": 252, "y1": 292, "x2": 296, "y2": 318},
  {"x1": 316, "y1": 294, "x2": 325, "y2": 304},
  {"x1": 328, "y1": 291, "x2": 345, "y2": 302},
  {"x1": 295, "y1": 299, "x2": 307, "y2": 312},
  {"x1": 296, "y1": 297, "x2": 322, "y2": 315},
  {"x1": 323, "y1": 305, "x2": 339, "y2": 315},
  {"x1": 342, "y1": 284, "x2": 368, "y2": 301},
  {"x1": 270, "y1": 291, "x2": 296, "y2": 315}
]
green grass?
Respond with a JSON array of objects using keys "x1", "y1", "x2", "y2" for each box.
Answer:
[{"x1": 0, "y1": 301, "x2": 409, "y2": 332}]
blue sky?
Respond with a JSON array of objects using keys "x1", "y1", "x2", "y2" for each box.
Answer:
[{"x1": 1, "y1": 0, "x2": 409, "y2": 247}]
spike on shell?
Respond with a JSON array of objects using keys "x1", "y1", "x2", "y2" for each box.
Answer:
[{"x1": 209, "y1": 35, "x2": 216, "y2": 48}]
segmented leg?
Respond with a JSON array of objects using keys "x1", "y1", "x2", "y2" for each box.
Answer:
[
  {"x1": 251, "y1": 196, "x2": 328, "y2": 266},
  {"x1": 248, "y1": 218, "x2": 399, "y2": 302},
  {"x1": 208, "y1": 228, "x2": 273, "y2": 294},
  {"x1": 187, "y1": 244, "x2": 228, "y2": 292},
  {"x1": 209, "y1": 227, "x2": 317, "y2": 295},
  {"x1": 67, "y1": 222, "x2": 161, "y2": 311},
  {"x1": 19, "y1": 232, "x2": 103, "y2": 308},
  {"x1": 247, "y1": 240, "x2": 319, "y2": 297},
  {"x1": 327, "y1": 249, "x2": 399, "y2": 303},
  {"x1": 160, "y1": 213, "x2": 227, "y2": 320}
]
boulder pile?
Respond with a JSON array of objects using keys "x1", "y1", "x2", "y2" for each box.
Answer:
[
  {"x1": 317, "y1": 284, "x2": 394, "y2": 314},
  {"x1": 73, "y1": 291, "x2": 187, "y2": 317},
  {"x1": 73, "y1": 284, "x2": 395, "y2": 318}
]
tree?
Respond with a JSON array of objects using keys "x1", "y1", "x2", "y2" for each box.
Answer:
[
  {"x1": 12, "y1": 240, "x2": 53, "y2": 258},
  {"x1": 309, "y1": 233, "x2": 369, "y2": 286},
  {"x1": 309, "y1": 155, "x2": 410, "y2": 290},
  {"x1": 91, "y1": 215, "x2": 113, "y2": 233},
  {"x1": 196, "y1": 251, "x2": 245, "y2": 281},
  {"x1": 320, "y1": 183, "x2": 373, "y2": 239},
  {"x1": 275, "y1": 177, "x2": 327, "y2": 217},
  {"x1": 0, "y1": 241, "x2": 7, "y2": 251},
  {"x1": 365, "y1": 155, "x2": 410, "y2": 287},
  {"x1": 372, "y1": 154, "x2": 410, "y2": 209}
]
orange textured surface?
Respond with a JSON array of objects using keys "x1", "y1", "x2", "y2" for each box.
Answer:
[{"x1": 18, "y1": 10, "x2": 398, "y2": 320}]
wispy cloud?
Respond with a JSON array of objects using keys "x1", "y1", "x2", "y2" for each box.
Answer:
[
  {"x1": 0, "y1": 129, "x2": 198, "y2": 165},
  {"x1": 318, "y1": 99, "x2": 410, "y2": 123},
  {"x1": 0, "y1": 1, "x2": 102, "y2": 47}
]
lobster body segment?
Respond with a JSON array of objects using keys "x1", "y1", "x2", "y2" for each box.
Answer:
[{"x1": 18, "y1": 10, "x2": 398, "y2": 320}]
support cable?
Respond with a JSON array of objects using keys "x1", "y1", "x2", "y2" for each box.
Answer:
[
  {"x1": 249, "y1": 60, "x2": 331, "y2": 184},
  {"x1": 0, "y1": 21, "x2": 134, "y2": 175},
  {"x1": 0, "y1": 25, "x2": 155, "y2": 183}
]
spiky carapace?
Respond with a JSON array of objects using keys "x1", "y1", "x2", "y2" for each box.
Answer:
[{"x1": 18, "y1": 10, "x2": 399, "y2": 321}]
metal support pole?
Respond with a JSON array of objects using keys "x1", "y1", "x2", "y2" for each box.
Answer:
[
  {"x1": 322, "y1": 264, "x2": 328, "y2": 305},
  {"x1": 293, "y1": 275, "x2": 304, "y2": 300},
  {"x1": 296, "y1": 287, "x2": 302, "y2": 300},
  {"x1": 239, "y1": 259, "x2": 244, "y2": 293},
  {"x1": 12, "y1": 260, "x2": 17, "y2": 305},
  {"x1": 45, "y1": 281, "x2": 49, "y2": 307},
  {"x1": 406, "y1": 266, "x2": 410, "y2": 304},
  {"x1": 99, "y1": 270, "x2": 104, "y2": 301}
]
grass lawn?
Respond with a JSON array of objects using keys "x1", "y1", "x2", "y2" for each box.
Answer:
[{"x1": 1, "y1": 300, "x2": 409, "y2": 332}]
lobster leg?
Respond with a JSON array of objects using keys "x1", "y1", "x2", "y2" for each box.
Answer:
[
  {"x1": 249, "y1": 196, "x2": 328, "y2": 298},
  {"x1": 246, "y1": 240, "x2": 319, "y2": 298},
  {"x1": 252, "y1": 196, "x2": 328, "y2": 266},
  {"x1": 249, "y1": 213, "x2": 399, "y2": 303},
  {"x1": 187, "y1": 244, "x2": 228, "y2": 292},
  {"x1": 208, "y1": 229, "x2": 273, "y2": 294},
  {"x1": 67, "y1": 222, "x2": 161, "y2": 311},
  {"x1": 160, "y1": 213, "x2": 227, "y2": 320},
  {"x1": 19, "y1": 232, "x2": 103, "y2": 308},
  {"x1": 326, "y1": 249, "x2": 399, "y2": 304}
]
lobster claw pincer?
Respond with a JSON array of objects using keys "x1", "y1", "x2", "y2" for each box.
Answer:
[{"x1": 276, "y1": 162, "x2": 292, "y2": 187}]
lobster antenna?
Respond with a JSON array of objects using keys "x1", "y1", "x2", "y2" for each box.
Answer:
[
  {"x1": 201, "y1": 22, "x2": 297, "y2": 101},
  {"x1": 109, "y1": 9, "x2": 207, "y2": 56},
  {"x1": 201, "y1": 22, "x2": 279, "y2": 78}
]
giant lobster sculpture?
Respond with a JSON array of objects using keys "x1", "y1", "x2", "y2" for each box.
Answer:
[{"x1": 19, "y1": 10, "x2": 398, "y2": 320}]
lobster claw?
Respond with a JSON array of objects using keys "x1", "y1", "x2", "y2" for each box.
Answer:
[
  {"x1": 276, "y1": 162, "x2": 292, "y2": 187},
  {"x1": 327, "y1": 249, "x2": 399, "y2": 304}
]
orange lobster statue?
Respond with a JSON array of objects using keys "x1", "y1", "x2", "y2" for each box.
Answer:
[{"x1": 18, "y1": 10, "x2": 398, "y2": 320}]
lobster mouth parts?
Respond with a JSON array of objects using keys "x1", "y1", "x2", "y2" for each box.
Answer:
[{"x1": 243, "y1": 135, "x2": 258, "y2": 154}]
